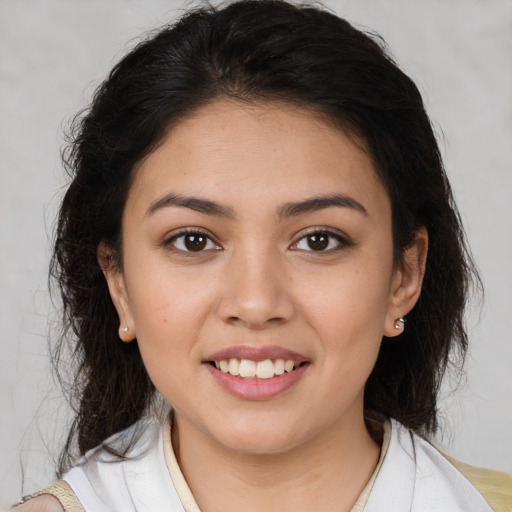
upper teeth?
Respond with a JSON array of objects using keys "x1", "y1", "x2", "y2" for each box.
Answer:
[{"x1": 214, "y1": 358, "x2": 300, "y2": 379}]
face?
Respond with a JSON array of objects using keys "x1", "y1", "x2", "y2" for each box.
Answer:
[{"x1": 103, "y1": 100, "x2": 426, "y2": 455}]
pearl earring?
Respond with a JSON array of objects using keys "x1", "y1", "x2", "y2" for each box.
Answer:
[
  {"x1": 120, "y1": 325, "x2": 132, "y2": 342},
  {"x1": 394, "y1": 318, "x2": 406, "y2": 331}
]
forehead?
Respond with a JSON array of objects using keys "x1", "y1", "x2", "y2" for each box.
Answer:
[{"x1": 128, "y1": 100, "x2": 388, "y2": 219}]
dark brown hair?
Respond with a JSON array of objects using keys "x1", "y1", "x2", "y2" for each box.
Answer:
[{"x1": 52, "y1": 0, "x2": 479, "y2": 473}]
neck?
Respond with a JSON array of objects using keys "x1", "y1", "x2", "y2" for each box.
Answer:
[{"x1": 172, "y1": 410, "x2": 381, "y2": 512}]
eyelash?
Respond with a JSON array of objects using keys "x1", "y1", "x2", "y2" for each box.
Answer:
[
  {"x1": 291, "y1": 229, "x2": 353, "y2": 253},
  {"x1": 164, "y1": 228, "x2": 220, "y2": 255},
  {"x1": 164, "y1": 228, "x2": 352, "y2": 254}
]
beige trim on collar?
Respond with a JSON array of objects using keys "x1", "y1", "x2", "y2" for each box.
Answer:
[
  {"x1": 14, "y1": 481, "x2": 85, "y2": 512},
  {"x1": 163, "y1": 417, "x2": 202, "y2": 512}
]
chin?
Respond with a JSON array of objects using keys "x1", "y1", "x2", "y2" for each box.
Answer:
[{"x1": 209, "y1": 415, "x2": 308, "y2": 456}]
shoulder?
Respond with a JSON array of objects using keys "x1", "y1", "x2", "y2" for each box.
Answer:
[
  {"x1": 11, "y1": 420, "x2": 164, "y2": 512},
  {"x1": 370, "y1": 419, "x2": 511, "y2": 512},
  {"x1": 58, "y1": 418, "x2": 182, "y2": 511},
  {"x1": 405, "y1": 422, "x2": 512, "y2": 512},
  {"x1": 442, "y1": 454, "x2": 512, "y2": 512}
]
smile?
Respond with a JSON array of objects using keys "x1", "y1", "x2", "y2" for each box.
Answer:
[
  {"x1": 212, "y1": 358, "x2": 302, "y2": 379},
  {"x1": 204, "y1": 346, "x2": 310, "y2": 400}
]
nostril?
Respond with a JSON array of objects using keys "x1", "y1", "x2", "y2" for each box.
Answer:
[{"x1": 224, "y1": 315, "x2": 288, "y2": 330}]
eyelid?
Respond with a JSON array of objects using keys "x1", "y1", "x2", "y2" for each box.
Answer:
[
  {"x1": 164, "y1": 227, "x2": 222, "y2": 253},
  {"x1": 290, "y1": 227, "x2": 353, "y2": 252}
]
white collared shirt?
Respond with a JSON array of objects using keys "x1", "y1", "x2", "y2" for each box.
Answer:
[{"x1": 31, "y1": 416, "x2": 501, "y2": 511}]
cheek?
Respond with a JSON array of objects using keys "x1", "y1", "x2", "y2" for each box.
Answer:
[
  {"x1": 126, "y1": 253, "x2": 213, "y2": 331},
  {"x1": 310, "y1": 293, "x2": 385, "y2": 408},
  {"x1": 299, "y1": 260, "x2": 393, "y2": 336},
  {"x1": 130, "y1": 288, "x2": 206, "y2": 405},
  {"x1": 125, "y1": 271, "x2": 214, "y2": 385},
  {"x1": 297, "y1": 257, "x2": 392, "y2": 379}
]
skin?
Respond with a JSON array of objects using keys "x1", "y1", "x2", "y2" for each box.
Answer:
[
  {"x1": 11, "y1": 495, "x2": 64, "y2": 512},
  {"x1": 99, "y1": 100, "x2": 427, "y2": 512}
]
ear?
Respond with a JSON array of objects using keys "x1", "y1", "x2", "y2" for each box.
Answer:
[
  {"x1": 98, "y1": 242, "x2": 135, "y2": 341},
  {"x1": 384, "y1": 227, "x2": 428, "y2": 337}
]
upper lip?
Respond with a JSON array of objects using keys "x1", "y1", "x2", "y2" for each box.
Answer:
[{"x1": 205, "y1": 345, "x2": 309, "y2": 363}]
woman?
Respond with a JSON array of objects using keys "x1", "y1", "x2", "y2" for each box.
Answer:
[{"x1": 13, "y1": 0, "x2": 511, "y2": 510}]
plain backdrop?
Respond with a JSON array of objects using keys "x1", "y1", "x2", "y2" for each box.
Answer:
[{"x1": 1, "y1": 0, "x2": 511, "y2": 506}]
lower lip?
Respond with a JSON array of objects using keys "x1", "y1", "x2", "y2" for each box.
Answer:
[{"x1": 205, "y1": 363, "x2": 310, "y2": 400}]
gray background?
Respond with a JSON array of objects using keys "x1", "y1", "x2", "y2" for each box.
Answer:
[{"x1": 1, "y1": 0, "x2": 511, "y2": 506}]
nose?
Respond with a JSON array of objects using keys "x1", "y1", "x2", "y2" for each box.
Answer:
[{"x1": 216, "y1": 245, "x2": 295, "y2": 330}]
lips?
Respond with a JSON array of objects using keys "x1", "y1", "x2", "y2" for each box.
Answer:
[
  {"x1": 203, "y1": 345, "x2": 310, "y2": 400},
  {"x1": 206, "y1": 345, "x2": 309, "y2": 364}
]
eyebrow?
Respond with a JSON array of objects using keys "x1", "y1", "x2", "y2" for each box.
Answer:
[
  {"x1": 146, "y1": 193, "x2": 236, "y2": 218},
  {"x1": 146, "y1": 192, "x2": 368, "y2": 219},
  {"x1": 276, "y1": 194, "x2": 368, "y2": 219}
]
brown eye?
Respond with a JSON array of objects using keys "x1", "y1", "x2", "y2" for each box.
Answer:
[
  {"x1": 306, "y1": 233, "x2": 329, "y2": 251},
  {"x1": 168, "y1": 230, "x2": 220, "y2": 253},
  {"x1": 184, "y1": 233, "x2": 207, "y2": 251},
  {"x1": 294, "y1": 230, "x2": 349, "y2": 252}
]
